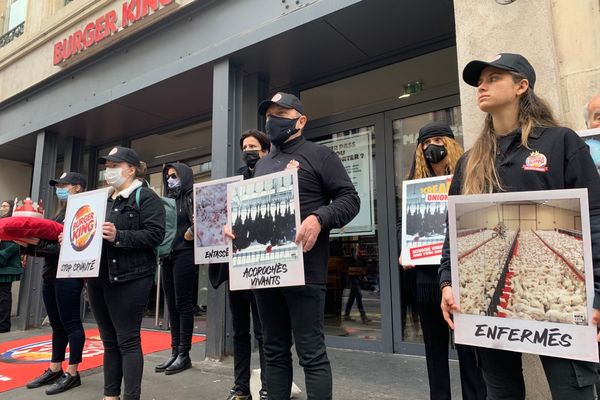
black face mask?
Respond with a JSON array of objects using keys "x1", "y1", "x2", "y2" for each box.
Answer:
[
  {"x1": 423, "y1": 144, "x2": 448, "y2": 165},
  {"x1": 242, "y1": 150, "x2": 261, "y2": 169},
  {"x1": 266, "y1": 116, "x2": 299, "y2": 146}
]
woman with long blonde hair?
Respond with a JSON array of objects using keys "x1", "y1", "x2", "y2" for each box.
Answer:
[
  {"x1": 439, "y1": 53, "x2": 600, "y2": 398},
  {"x1": 401, "y1": 122, "x2": 486, "y2": 400}
]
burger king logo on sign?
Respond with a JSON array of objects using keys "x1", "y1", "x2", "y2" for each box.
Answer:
[{"x1": 70, "y1": 205, "x2": 97, "y2": 251}]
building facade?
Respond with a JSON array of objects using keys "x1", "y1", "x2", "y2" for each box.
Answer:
[{"x1": 0, "y1": 0, "x2": 598, "y2": 363}]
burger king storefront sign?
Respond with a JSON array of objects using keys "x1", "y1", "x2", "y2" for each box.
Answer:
[
  {"x1": 57, "y1": 188, "x2": 111, "y2": 278},
  {"x1": 53, "y1": 0, "x2": 179, "y2": 66}
]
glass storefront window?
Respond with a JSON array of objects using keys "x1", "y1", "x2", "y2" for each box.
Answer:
[
  {"x1": 392, "y1": 106, "x2": 462, "y2": 343},
  {"x1": 310, "y1": 125, "x2": 381, "y2": 341}
]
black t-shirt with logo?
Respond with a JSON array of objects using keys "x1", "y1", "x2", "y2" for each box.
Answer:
[
  {"x1": 439, "y1": 126, "x2": 600, "y2": 307},
  {"x1": 253, "y1": 135, "x2": 360, "y2": 284}
]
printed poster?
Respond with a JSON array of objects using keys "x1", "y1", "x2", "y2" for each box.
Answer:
[
  {"x1": 447, "y1": 189, "x2": 597, "y2": 362},
  {"x1": 57, "y1": 188, "x2": 110, "y2": 278},
  {"x1": 193, "y1": 175, "x2": 243, "y2": 264},
  {"x1": 578, "y1": 127, "x2": 600, "y2": 176},
  {"x1": 401, "y1": 175, "x2": 452, "y2": 265},
  {"x1": 227, "y1": 169, "x2": 304, "y2": 290},
  {"x1": 319, "y1": 130, "x2": 375, "y2": 237}
]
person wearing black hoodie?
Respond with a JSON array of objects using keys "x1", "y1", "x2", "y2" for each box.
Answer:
[{"x1": 155, "y1": 162, "x2": 196, "y2": 375}]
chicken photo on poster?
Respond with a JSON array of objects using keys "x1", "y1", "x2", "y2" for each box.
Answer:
[
  {"x1": 456, "y1": 200, "x2": 587, "y2": 324},
  {"x1": 401, "y1": 175, "x2": 452, "y2": 265},
  {"x1": 227, "y1": 169, "x2": 304, "y2": 291},
  {"x1": 193, "y1": 176, "x2": 243, "y2": 264},
  {"x1": 448, "y1": 189, "x2": 598, "y2": 363}
]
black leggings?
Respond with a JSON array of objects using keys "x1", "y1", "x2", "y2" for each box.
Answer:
[
  {"x1": 161, "y1": 249, "x2": 197, "y2": 353},
  {"x1": 229, "y1": 289, "x2": 266, "y2": 393},
  {"x1": 87, "y1": 275, "x2": 153, "y2": 400},
  {"x1": 42, "y1": 278, "x2": 85, "y2": 364}
]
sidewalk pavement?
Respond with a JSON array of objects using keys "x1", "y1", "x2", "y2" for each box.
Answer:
[{"x1": 3, "y1": 327, "x2": 462, "y2": 399}]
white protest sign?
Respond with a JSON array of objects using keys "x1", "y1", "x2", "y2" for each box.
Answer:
[
  {"x1": 57, "y1": 188, "x2": 110, "y2": 278},
  {"x1": 448, "y1": 189, "x2": 598, "y2": 362},
  {"x1": 193, "y1": 175, "x2": 243, "y2": 264},
  {"x1": 401, "y1": 175, "x2": 452, "y2": 265},
  {"x1": 227, "y1": 169, "x2": 304, "y2": 290}
]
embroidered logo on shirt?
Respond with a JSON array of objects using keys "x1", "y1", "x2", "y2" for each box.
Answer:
[
  {"x1": 286, "y1": 159, "x2": 300, "y2": 170},
  {"x1": 522, "y1": 151, "x2": 548, "y2": 172}
]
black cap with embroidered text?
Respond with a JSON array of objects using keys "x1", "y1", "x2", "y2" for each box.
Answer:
[
  {"x1": 462, "y1": 53, "x2": 536, "y2": 89},
  {"x1": 49, "y1": 172, "x2": 87, "y2": 188},
  {"x1": 98, "y1": 146, "x2": 141, "y2": 167},
  {"x1": 258, "y1": 92, "x2": 305, "y2": 116},
  {"x1": 418, "y1": 122, "x2": 455, "y2": 144}
]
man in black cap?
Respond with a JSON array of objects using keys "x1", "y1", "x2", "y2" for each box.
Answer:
[{"x1": 247, "y1": 92, "x2": 360, "y2": 400}]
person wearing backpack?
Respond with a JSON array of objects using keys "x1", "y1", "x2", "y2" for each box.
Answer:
[
  {"x1": 86, "y1": 146, "x2": 165, "y2": 400},
  {"x1": 154, "y1": 162, "x2": 197, "y2": 375}
]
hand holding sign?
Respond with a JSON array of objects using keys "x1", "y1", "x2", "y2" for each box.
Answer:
[
  {"x1": 592, "y1": 309, "x2": 600, "y2": 342},
  {"x1": 441, "y1": 286, "x2": 460, "y2": 330},
  {"x1": 102, "y1": 222, "x2": 117, "y2": 242},
  {"x1": 295, "y1": 214, "x2": 321, "y2": 252}
]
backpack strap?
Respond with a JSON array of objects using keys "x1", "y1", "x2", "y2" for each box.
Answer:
[{"x1": 135, "y1": 186, "x2": 142, "y2": 208}]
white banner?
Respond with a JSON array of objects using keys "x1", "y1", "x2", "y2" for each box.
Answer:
[
  {"x1": 401, "y1": 175, "x2": 452, "y2": 265},
  {"x1": 193, "y1": 175, "x2": 243, "y2": 264},
  {"x1": 318, "y1": 131, "x2": 374, "y2": 237},
  {"x1": 448, "y1": 189, "x2": 598, "y2": 362},
  {"x1": 227, "y1": 169, "x2": 304, "y2": 290},
  {"x1": 57, "y1": 188, "x2": 110, "y2": 278}
]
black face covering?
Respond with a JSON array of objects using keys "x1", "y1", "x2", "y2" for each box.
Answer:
[
  {"x1": 242, "y1": 150, "x2": 261, "y2": 168},
  {"x1": 423, "y1": 144, "x2": 448, "y2": 165},
  {"x1": 266, "y1": 116, "x2": 299, "y2": 146}
]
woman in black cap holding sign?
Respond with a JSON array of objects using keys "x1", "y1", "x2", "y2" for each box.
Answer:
[
  {"x1": 87, "y1": 146, "x2": 165, "y2": 400},
  {"x1": 401, "y1": 123, "x2": 486, "y2": 400},
  {"x1": 25, "y1": 172, "x2": 87, "y2": 395},
  {"x1": 439, "y1": 53, "x2": 600, "y2": 398}
]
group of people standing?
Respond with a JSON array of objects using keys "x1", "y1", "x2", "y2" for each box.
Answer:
[{"x1": 2, "y1": 50, "x2": 600, "y2": 400}]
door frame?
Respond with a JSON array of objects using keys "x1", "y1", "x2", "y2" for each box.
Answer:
[{"x1": 303, "y1": 93, "x2": 461, "y2": 354}]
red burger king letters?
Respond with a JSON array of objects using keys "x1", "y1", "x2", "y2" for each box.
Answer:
[{"x1": 57, "y1": 188, "x2": 110, "y2": 278}]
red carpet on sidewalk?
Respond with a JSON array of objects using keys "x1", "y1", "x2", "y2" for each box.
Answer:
[{"x1": 0, "y1": 329, "x2": 205, "y2": 393}]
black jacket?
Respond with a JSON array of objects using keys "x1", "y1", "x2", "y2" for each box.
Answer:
[
  {"x1": 254, "y1": 135, "x2": 360, "y2": 284},
  {"x1": 101, "y1": 182, "x2": 166, "y2": 283},
  {"x1": 438, "y1": 126, "x2": 600, "y2": 308},
  {"x1": 163, "y1": 162, "x2": 194, "y2": 252},
  {"x1": 22, "y1": 209, "x2": 66, "y2": 281}
]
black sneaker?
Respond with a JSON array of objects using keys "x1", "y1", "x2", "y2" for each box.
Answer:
[
  {"x1": 26, "y1": 368, "x2": 63, "y2": 389},
  {"x1": 259, "y1": 388, "x2": 268, "y2": 400},
  {"x1": 227, "y1": 387, "x2": 251, "y2": 400},
  {"x1": 45, "y1": 372, "x2": 81, "y2": 395}
]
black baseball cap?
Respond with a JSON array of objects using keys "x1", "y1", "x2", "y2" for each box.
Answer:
[
  {"x1": 98, "y1": 146, "x2": 141, "y2": 167},
  {"x1": 258, "y1": 92, "x2": 305, "y2": 116},
  {"x1": 418, "y1": 122, "x2": 455, "y2": 144},
  {"x1": 462, "y1": 53, "x2": 536, "y2": 89},
  {"x1": 49, "y1": 172, "x2": 87, "y2": 188}
]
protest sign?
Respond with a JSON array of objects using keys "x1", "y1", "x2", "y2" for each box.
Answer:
[
  {"x1": 193, "y1": 175, "x2": 243, "y2": 264},
  {"x1": 448, "y1": 189, "x2": 597, "y2": 362},
  {"x1": 57, "y1": 188, "x2": 110, "y2": 278},
  {"x1": 227, "y1": 169, "x2": 304, "y2": 290}
]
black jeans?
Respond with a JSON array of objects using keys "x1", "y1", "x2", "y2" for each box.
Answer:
[
  {"x1": 87, "y1": 275, "x2": 153, "y2": 400},
  {"x1": 476, "y1": 347, "x2": 599, "y2": 400},
  {"x1": 416, "y1": 301, "x2": 486, "y2": 400},
  {"x1": 229, "y1": 289, "x2": 266, "y2": 393},
  {"x1": 344, "y1": 276, "x2": 365, "y2": 315},
  {"x1": 161, "y1": 249, "x2": 197, "y2": 353},
  {"x1": 42, "y1": 278, "x2": 85, "y2": 364},
  {"x1": 254, "y1": 284, "x2": 331, "y2": 400},
  {"x1": 0, "y1": 282, "x2": 13, "y2": 333}
]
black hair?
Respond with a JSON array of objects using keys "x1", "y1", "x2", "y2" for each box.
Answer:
[{"x1": 239, "y1": 129, "x2": 271, "y2": 152}]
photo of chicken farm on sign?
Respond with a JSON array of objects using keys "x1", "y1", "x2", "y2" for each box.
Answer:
[{"x1": 455, "y1": 198, "x2": 588, "y2": 326}]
